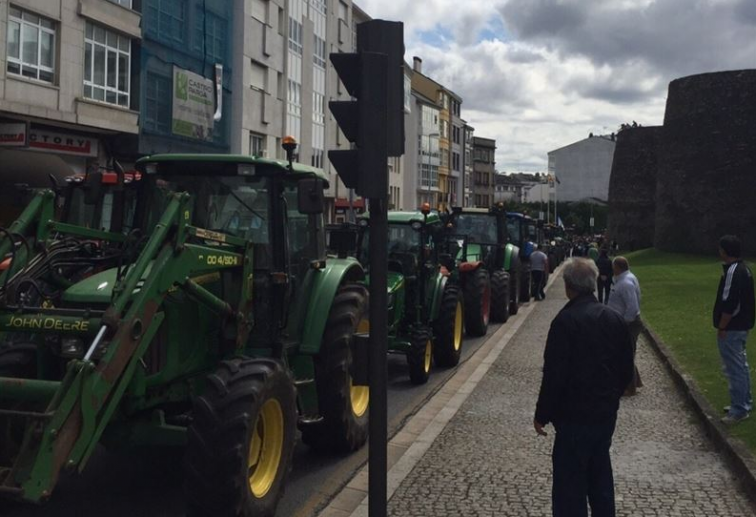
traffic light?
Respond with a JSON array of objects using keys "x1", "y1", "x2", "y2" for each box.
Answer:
[{"x1": 329, "y1": 20, "x2": 404, "y2": 199}]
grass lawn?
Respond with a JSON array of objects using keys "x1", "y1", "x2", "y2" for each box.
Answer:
[{"x1": 626, "y1": 248, "x2": 756, "y2": 451}]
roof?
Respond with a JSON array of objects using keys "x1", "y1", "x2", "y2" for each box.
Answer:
[
  {"x1": 457, "y1": 208, "x2": 492, "y2": 215},
  {"x1": 362, "y1": 211, "x2": 441, "y2": 225},
  {"x1": 136, "y1": 154, "x2": 329, "y2": 183},
  {"x1": 547, "y1": 135, "x2": 616, "y2": 155}
]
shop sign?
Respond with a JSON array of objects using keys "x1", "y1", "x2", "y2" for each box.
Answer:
[
  {"x1": 28, "y1": 129, "x2": 98, "y2": 157},
  {"x1": 172, "y1": 66, "x2": 215, "y2": 141},
  {"x1": 0, "y1": 123, "x2": 27, "y2": 146}
]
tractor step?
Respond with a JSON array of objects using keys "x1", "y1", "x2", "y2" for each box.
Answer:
[
  {"x1": 294, "y1": 378, "x2": 315, "y2": 387},
  {"x1": 298, "y1": 416, "x2": 324, "y2": 425}
]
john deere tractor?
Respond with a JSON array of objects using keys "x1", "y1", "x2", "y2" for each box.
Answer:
[
  {"x1": 348, "y1": 208, "x2": 463, "y2": 384},
  {"x1": 0, "y1": 150, "x2": 369, "y2": 516},
  {"x1": 443, "y1": 206, "x2": 522, "y2": 326}
]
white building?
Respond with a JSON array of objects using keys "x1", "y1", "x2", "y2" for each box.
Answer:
[{"x1": 547, "y1": 135, "x2": 616, "y2": 203}]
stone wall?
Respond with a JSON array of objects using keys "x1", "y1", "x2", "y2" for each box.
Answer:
[
  {"x1": 607, "y1": 126, "x2": 662, "y2": 251},
  {"x1": 654, "y1": 70, "x2": 756, "y2": 255}
]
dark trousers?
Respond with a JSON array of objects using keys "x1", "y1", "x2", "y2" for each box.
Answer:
[
  {"x1": 596, "y1": 277, "x2": 611, "y2": 304},
  {"x1": 625, "y1": 318, "x2": 643, "y2": 393},
  {"x1": 532, "y1": 270, "x2": 546, "y2": 300},
  {"x1": 552, "y1": 416, "x2": 618, "y2": 517}
]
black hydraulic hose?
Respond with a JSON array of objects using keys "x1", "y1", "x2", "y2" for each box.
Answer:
[{"x1": 0, "y1": 227, "x2": 17, "y2": 294}]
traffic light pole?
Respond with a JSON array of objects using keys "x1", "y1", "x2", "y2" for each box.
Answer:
[{"x1": 368, "y1": 195, "x2": 388, "y2": 517}]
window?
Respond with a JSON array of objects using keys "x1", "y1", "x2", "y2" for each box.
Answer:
[
  {"x1": 144, "y1": 72, "x2": 171, "y2": 133},
  {"x1": 250, "y1": 61, "x2": 266, "y2": 90},
  {"x1": 403, "y1": 74, "x2": 411, "y2": 113},
  {"x1": 453, "y1": 152, "x2": 460, "y2": 171},
  {"x1": 6, "y1": 6, "x2": 55, "y2": 83},
  {"x1": 311, "y1": 149, "x2": 324, "y2": 168},
  {"x1": 84, "y1": 22, "x2": 131, "y2": 107},
  {"x1": 338, "y1": 1, "x2": 348, "y2": 21},
  {"x1": 146, "y1": 0, "x2": 185, "y2": 43},
  {"x1": 195, "y1": 8, "x2": 226, "y2": 62},
  {"x1": 313, "y1": 35, "x2": 326, "y2": 68},
  {"x1": 250, "y1": 133, "x2": 265, "y2": 156},
  {"x1": 108, "y1": 0, "x2": 133, "y2": 7},
  {"x1": 251, "y1": 0, "x2": 267, "y2": 23},
  {"x1": 288, "y1": 17, "x2": 303, "y2": 54}
]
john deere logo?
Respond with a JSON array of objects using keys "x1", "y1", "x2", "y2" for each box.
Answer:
[{"x1": 176, "y1": 72, "x2": 188, "y2": 100}]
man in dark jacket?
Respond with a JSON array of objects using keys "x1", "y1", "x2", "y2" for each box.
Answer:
[
  {"x1": 595, "y1": 247, "x2": 613, "y2": 304},
  {"x1": 534, "y1": 258, "x2": 634, "y2": 517},
  {"x1": 713, "y1": 235, "x2": 755, "y2": 425}
]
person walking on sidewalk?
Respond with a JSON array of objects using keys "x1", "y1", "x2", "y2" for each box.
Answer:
[
  {"x1": 608, "y1": 257, "x2": 643, "y2": 395},
  {"x1": 714, "y1": 235, "x2": 755, "y2": 425},
  {"x1": 534, "y1": 258, "x2": 634, "y2": 517},
  {"x1": 530, "y1": 245, "x2": 549, "y2": 301},
  {"x1": 596, "y1": 248, "x2": 613, "y2": 304}
]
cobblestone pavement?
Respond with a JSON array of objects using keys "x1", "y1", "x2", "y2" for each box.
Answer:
[{"x1": 387, "y1": 278, "x2": 756, "y2": 517}]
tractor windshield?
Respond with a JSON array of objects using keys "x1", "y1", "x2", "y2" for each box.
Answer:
[
  {"x1": 145, "y1": 175, "x2": 270, "y2": 243},
  {"x1": 507, "y1": 217, "x2": 520, "y2": 245},
  {"x1": 358, "y1": 223, "x2": 423, "y2": 266},
  {"x1": 64, "y1": 181, "x2": 139, "y2": 233},
  {"x1": 453, "y1": 214, "x2": 497, "y2": 244}
]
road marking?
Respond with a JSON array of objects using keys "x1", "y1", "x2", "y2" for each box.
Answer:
[{"x1": 317, "y1": 270, "x2": 562, "y2": 517}]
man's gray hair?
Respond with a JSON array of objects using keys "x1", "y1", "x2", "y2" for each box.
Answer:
[{"x1": 562, "y1": 258, "x2": 598, "y2": 294}]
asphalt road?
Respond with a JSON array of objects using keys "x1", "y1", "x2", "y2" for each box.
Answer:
[{"x1": 1, "y1": 322, "x2": 504, "y2": 517}]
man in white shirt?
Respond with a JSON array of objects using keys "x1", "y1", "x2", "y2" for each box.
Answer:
[
  {"x1": 530, "y1": 245, "x2": 549, "y2": 301},
  {"x1": 608, "y1": 256, "x2": 643, "y2": 395}
]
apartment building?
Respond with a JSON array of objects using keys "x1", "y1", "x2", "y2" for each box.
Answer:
[
  {"x1": 462, "y1": 123, "x2": 474, "y2": 207},
  {"x1": 472, "y1": 136, "x2": 496, "y2": 208}
]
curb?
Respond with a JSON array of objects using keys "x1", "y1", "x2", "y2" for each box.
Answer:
[
  {"x1": 642, "y1": 323, "x2": 756, "y2": 508},
  {"x1": 316, "y1": 270, "x2": 561, "y2": 517}
]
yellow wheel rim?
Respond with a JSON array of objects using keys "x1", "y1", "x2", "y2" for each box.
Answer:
[
  {"x1": 350, "y1": 318, "x2": 370, "y2": 418},
  {"x1": 453, "y1": 300, "x2": 463, "y2": 351},
  {"x1": 424, "y1": 339, "x2": 432, "y2": 373},
  {"x1": 248, "y1": 399, "x2": 284, "y2": 499}
]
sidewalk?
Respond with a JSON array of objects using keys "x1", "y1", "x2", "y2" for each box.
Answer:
[{"x1": 321, "y1": 271, "x2": 756, "y2": 517}]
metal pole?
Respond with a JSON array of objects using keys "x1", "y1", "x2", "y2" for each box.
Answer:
[{"x1": 368, "y1": 195, "x2": 388, "y2": 517}]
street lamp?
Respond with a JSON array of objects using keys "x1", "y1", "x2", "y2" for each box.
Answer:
[{"x1": 426, "y1": 132, "x2": 439, "y2": 207}]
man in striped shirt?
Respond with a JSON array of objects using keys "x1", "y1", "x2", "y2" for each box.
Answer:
[{"x1": 713, "y1": 235, "x2": 755, "y2": 425}]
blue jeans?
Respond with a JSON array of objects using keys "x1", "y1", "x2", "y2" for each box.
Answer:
[
  {"x1": 717, "y1": 330, "x2": 753, "y2": 417},
  {"x1": 552, "y1": 416, "x2": 618, "y2": 517}
]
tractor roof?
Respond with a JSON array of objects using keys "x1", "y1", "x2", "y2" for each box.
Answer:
[
  {"x1": 456, "y1": 208, "x2": 491, "y2": 215},
  {"x1": 136, "y1": 154, "x2": 329, "y2": 185},
  {"x1": 361, "y1": 211, "x2": 441, "y2": 225}
]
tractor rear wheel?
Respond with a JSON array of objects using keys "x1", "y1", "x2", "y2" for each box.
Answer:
[
  {"x1": 463, "y1": 268, "x2": 491, "y2": 337},
  {"x1": 490, "y1": 270, "x2": 510, "y2": 323},
  {"x1": 508, "y1": 266, "x2": 520, "y2": 315},
  {"x1": 519, "y1": 265, "x2": 532, "y2": 303},
  {"x1": 407, "y1": 327, "x2": 433, "y2": 385},
  {"x1": 302, "y1": 284, "x2": 369, "y2": 453},
  {"x1": 433, "y1": 284, "x2": 464, "y2": 367},
  {"x1": 0, "y1": 343, "x2": 37, "y2": 469},
  {"x1": 185, "y1": 358, "x2": 297, "y2": 517}
]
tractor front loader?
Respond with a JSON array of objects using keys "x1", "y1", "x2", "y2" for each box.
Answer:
[{"x1": 0, "y1": 149, "x2": 369, "y2": 517}]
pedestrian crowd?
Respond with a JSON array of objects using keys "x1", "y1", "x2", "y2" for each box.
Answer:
[{"x1": 529, "y1": 233, "x2": 753, "y2": 517}]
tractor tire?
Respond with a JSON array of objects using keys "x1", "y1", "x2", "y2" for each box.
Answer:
[
  {"x1": 433, "y1": 284, "x2": 464, "y2": 368},
  {"x1": 508, "y1": 267, "x2": 520, "y2": 315},
  {"x1": 406, "y1": 326, "x2": 433, "y2": 385},
  {"x1": 185, "y1": 358, "x2": 297, "y2": 517},
  {"x1": 301, "y1": 284, "x2": 369, "y2": 454},
  {"x1": 463, "y1": 268, "x2": 491, "y2": 337},
  {"x1": 0, "y1": 343, "x2": 37, "y2": 468},
  {"x1": 490, "y1": 270, "x2": 510, "y2": 323}
]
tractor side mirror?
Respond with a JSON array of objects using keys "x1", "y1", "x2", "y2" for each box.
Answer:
[
  {"x1": 298, "y1": 178, "x2": 324, "y2": 214},
  {"x1": 83, "y1": 172, "x2": 103, "y2": 205}
]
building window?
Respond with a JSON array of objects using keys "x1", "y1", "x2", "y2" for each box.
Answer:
[
  {"x1": 195, "y1": 8, "x2": 226, "y2": 62},
  {"x1": 311, "y1": 149, "x2": 324, "y2": 168},
  {"x1": 452, "y1": 152, "x2": 460, "y2": 172},
  {"x1": 288, "y1": 17, "x2": 303, "y2": 55},
  {"x1": 84, "y1": 22, "x2": 131, "y2": 107},
  {"x1": 313, "y1": 35, "x2": 326, "y2": 68},
  {"x1": 250, "y1": 133, "x2": 265, "y2": 156},
  {"x1": 108, "y1": 0, "x2": 133, "y2": 7},
  {"x1": 144, "y1": 72, "x2": 171, "y2": 133},
  {"x1": 403, "y1": 74, "x2": 412, "y2": 113},
  {"x1": 6, "y1": 6, "x2": 56, "y2": 83},
  {"x1": 146, "y1": 0, "x2": 185, "y2": 43},
  {"x1": 338, "y1": 1, "x2": 348, "y2": 21}
]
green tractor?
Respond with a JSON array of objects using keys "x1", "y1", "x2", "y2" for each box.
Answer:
[
  {"x1": 505, "y1": 211, "x2": 536, "y2": 303},
  {"x1": 443, "y1": 206, "x2": 522, "y2": 327},
  {"x1": 0, "y1": 151, "x2": 370, "y2": 516},
  {"x1": 345, "y1": 208, "x2": 463, "y2": 384}
]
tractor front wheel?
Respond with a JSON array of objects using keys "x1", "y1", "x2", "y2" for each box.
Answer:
[
  {"x1": 185, "y1": 358, "x2": 297, "y2": 517},
  {"x1": 407, "y1": 327, "x2": 433, "y2": 385},
  {"x1": 463, "y1": 268, "x2": 491, "y2": 337},
  {"x1": 490, "y1": 270, "x2": 510, "y2": 323},
  {"x1": 433, "y1": 284, "x2": 464, "y2": 367},
  {"x1": 302, "y1": 284, "x2": 369, "y2": 453}
]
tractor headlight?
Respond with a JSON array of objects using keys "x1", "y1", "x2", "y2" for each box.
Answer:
[
  {"x1": 411, "y1": 221, "x2": 422, "y2": 231},
  {"x1": 60, "y1": 338, "x2": 84, "y2": 358}
]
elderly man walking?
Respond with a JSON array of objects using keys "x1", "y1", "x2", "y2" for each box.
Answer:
[
  {"x1": 608, "y1": 256, "x2": 643, "y2": 395},
  {"x1": 535, "y1": 258, "x2": 634, "y2": 517},
  {"x1": 714, "y1": 235, "x2": 754, "y2": 425}
]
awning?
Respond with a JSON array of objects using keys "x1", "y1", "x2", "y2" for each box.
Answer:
[
  {"x1": 0, "y1": 149, "x2": 75, "y2": 187},
  {"x1": 334, "y1": 198, "x2": 365, "y2": 209}
]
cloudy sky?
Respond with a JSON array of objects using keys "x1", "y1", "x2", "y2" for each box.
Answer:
[{"x1": 357, "y1": 0, "x2": 756, "y2": 172}]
